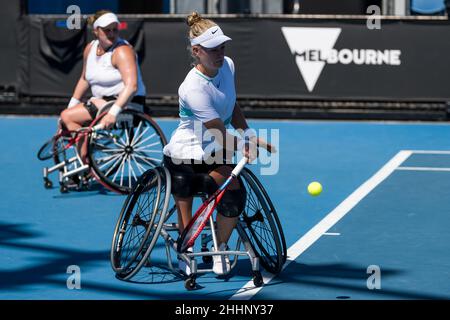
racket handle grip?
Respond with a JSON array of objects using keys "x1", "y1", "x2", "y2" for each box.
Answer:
[
  {"x1": 232, "y1": 157, "x2": 248, "y2": 177},
  {"x1": 92, "y1": 123, "x2": 104, "y2": 131}
]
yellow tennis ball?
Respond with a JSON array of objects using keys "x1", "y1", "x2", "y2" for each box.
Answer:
[{"x1": 308, "y1": 182, "x2": 322, "y2": 196}]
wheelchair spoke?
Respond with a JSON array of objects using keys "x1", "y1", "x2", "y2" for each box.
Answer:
[
  {"x1": 94, "y1": 134, "x2": 126, "y2": 149},
  {"x1": 127, "y1": 157, "x2": 139, "y2": 188},
  {"x1": 121, "y1": 220, "x2": 148, "y2": 263},
  {"x1": 91, "y1": 142, "x2": 120, "y2": 153},
  {"x1": 102, "y1": 153, "x2": 126, "y2": 176},
  {"x1": 120, "y1": 185, "x2": 159, "y2": 254},
  {"x1": 119, "y1": 155, "x2": 128, "y2": 186},
  {"x1": 127, "y1": 159, "x2": 131, "y2": 189},
  {"x1": 129, "y1": 120, "x2": 143, "y2": 146},
  {"x1": 112, "y1": 133, "x2": 127, "y2": 148},
  {"x1": 112, "y1": 154, "x2": 127, "y2": 184},
  {"x1": 134, "y1": 144, "x2": 164, "y2": 152},
  {"x1": 133, "y1": 153, "x2": 162, "y2": 166},
  {"x1": 104, "y1": 131, "x2": 127, "y2": 148},
  {"x1": 97, "y1": 152, "x2": 124, "y2": 166},
  {"x1": 130, "y1": 154, "x2": 147, "y2": 175},
  {"x1": 121, "y1": 218, "x2": 145, "y2": 260},
  {"x1": 132, "y1": 132, "x2": 158, "y2": 149},
  {"x1": 252, "y1": 222, "x2": 276, "y2": 251},
  {"x1": 99, "y1": 148, "x2": 128, "y2": 153},
  {"x1": 124, "y1": 128, "x2": 131, "y2": 147},
  {"x1": 246, "y1": 190, "x2": 261, "y2": 212}
]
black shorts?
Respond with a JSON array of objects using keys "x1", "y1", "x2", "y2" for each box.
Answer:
[
  {"x1": 163, "y1": 155, "x2": 246, "y2": 217},
  {"x1": 83, "y1": 101, "x2": 98, "y2": 119},
  {"x1": 83, "y1": 95, "x2": 146, "y2": 120},
  {"x1": 163, "y1": 155, "x2": 232, "y2": 198}
]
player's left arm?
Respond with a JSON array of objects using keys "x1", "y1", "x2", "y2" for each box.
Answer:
[
  {"x1": 112, "y1": 45, "x2": 138, "y2": 108},
  {"x1": 100, "y1": 45, "x2": 138, "y2": 128}
]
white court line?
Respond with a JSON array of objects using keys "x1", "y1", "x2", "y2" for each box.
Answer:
[
  {"x1": 230, "y1": 150, "x2": 412, "y2": 300},
  {"x1": 408, "y1": 150, "x2": 450, "y2": 155},
  {"x1": 397, "y1": 166, "x2": 450, "y2": 172},
  {"x1": 323, "y1": 232, "x2": 341, "y2": 236}
]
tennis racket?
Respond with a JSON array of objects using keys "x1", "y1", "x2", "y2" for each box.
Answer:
[
  {"x1": 37, "y1": 124, "x2": 104, "y2": 161},
  {"x1": 179, "y1": 156, "x2": 249, "y2": 253}
]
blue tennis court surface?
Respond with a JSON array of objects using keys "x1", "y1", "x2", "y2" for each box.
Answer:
[{"x1": 1, "y1": 116, "x2": 450, "y2": 299}]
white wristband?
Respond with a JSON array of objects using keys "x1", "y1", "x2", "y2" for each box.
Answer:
[
  {"x1": 237, "y1": 137, "x2": 246, "y2": 152},
  {"x1": 243, "y1": 128, "x2": 257, "y2": 139},
  {"x1": 108, "y1": 104, "x2": 122, "y2": 117},
  {"x1": 68, "y1": 97, "x2": 80, "y2": 109},
  {"x1": 237, "y1": 136, "x2": 255, "y2": 151}
]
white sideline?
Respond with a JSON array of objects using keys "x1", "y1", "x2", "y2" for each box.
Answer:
[
  {"x1": 407, "y1": 150, "x2": 450, "y2": 155},
  {"x1": 230, "y1": 150, "x2": 412, "y2": 300},
  {"x1": 397, "y1": 166, "x2": 450, "y2": 172}
]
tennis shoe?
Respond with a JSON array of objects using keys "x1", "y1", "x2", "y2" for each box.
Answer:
[{"x1": 212, "y1": 243, "x2": 231, "y2": 275}]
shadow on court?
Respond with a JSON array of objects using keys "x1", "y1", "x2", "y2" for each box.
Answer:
[
  {"x1": 0, "y1": 221, "x2": 109, "y2": 291},
  {"x1": 0, "y1": 221, "x2": 249, "y2": 299},
  {"x1": 268, "y1": 261, "x2": 450, "y2": 300},
  {"x1": 49, "y1": 183, "x2": 122, "y2": 198}
]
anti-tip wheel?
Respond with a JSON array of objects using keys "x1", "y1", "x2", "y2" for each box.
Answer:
[
  {"x1": 201, "y1": 247, "x2": 212, "y2": 264},
  {"x1": 253, "y1": 271, "x2": 264, "y2": 287},
  {"x1": 44, "y1": 179, "x2": 53, "y2": 189}
]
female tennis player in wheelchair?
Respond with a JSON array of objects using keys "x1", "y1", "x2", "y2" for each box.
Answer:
[
  {"x1": 40, "y1": 10, "x2": 166, "y2": 194},
  {"x1": 110, "y1": 12, "x2": 286, "y2": 290},
  {"x1": 161, "y1": 12, "x2": 277, "y2": 277},
  {"x1": 60, "y1": 10, "x2": 146, "y2": 153}
]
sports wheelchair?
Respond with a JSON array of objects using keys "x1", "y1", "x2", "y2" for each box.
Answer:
[
  {"x1": 39, "y1": 101, "x2": 167, "y2": 194},
  {"x1": 110, "y1": 162, "x2": 287, "y2": 290}
]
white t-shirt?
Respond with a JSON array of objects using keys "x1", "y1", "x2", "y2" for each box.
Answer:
[
  {"x1": 85, "y1": 38, "x2": 146, "y2": 98},
  {"x1": 163, "y1": 56, "x2": 236, "y2": 161}
]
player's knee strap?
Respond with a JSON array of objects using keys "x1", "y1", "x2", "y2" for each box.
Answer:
[
  {"x1": 171, "y1": 173, "x2": 218, "y2": 198},
  {"x1": 217, "y1": 189, "x2": 247, "y2": 218},
  {"x1": 170, "y1": 172, "x2": 194, "y2": 198}
]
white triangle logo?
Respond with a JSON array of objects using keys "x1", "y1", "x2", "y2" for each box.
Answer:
[{"x1": 281, "y1": 27, "x2": 341, "y2": 92}]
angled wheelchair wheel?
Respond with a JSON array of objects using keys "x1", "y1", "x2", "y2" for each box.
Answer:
[
  {"x1": 88, "y1": 107, "x2": 167, "y2": 194},
  {"x1": 51, "y1": 135, "x2": 88, "y2": 191},
  {"x1": 37, "y1": 135, "x2": 63, "y2": 161},
  {"x1": 111, "y1": 166, "x2": 171, "y2": 280},
  {"x1": 239, "y1": 168, "x2": 287, "y2": 274}
]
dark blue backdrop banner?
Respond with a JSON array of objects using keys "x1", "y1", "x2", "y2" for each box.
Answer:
[{"x1": 16, "y1": 16, "x2": 450, "y2": 102}]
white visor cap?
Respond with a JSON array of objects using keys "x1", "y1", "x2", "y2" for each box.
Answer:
[
  {"x1": 190, "y1": 26, "x2": 232, "y2": 48},
  {"x1": 93, "y1": 13, "x2": 120, "y2": 29}
]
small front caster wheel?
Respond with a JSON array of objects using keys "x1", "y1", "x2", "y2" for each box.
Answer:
[{"x1": 185, "y1": 276, "x2": 196, "y2": 290}]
